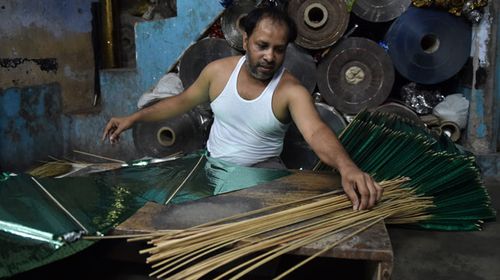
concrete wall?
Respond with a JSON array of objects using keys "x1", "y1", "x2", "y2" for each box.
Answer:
[
  {"x1": 0, "y1": 0, "x2": 95, "y2": 172},
  {"x1": 0, "y1": 0, "x2": 223, "y2": 171},
  {"x1": 464, "y1": 3, "x2": 500, "y2": 176},
  {"x1": 65, "y1": 0, "x2": 224, "y2": 163},
  {"x1": 0, "y1": 83, "x2": 63, "y2": 171},
  {"x1": 0, "y1": 0, "x2": 96, "y2": 114}
]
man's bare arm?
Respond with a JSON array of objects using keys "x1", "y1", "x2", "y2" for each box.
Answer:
[
  {"x1": 287, "y1": 85, "x2": 383, "y2": 210},
  {"x1": 102, "y1": 64, "x2": 212, "y2": 143}
]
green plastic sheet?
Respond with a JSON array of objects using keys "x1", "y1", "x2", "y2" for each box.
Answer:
[{"x1": 0, "y1": 151, "x2": 290, "y2": 277}]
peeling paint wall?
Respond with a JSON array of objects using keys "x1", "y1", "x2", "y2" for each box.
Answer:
[
  {"x1": 0, "y1": 0, "x2": 96, "y2": 114},
  {"x1": 0, "y1": 0, "x2": 224, "y2": 170},
  {"x1": 462, "y1": 2, "x2": 500, "y2": 176},
  {"x1": 0, "y1": 83, "x2": 63, "y2": 172},
  {"x1": 0, "y1": 0, "x2": 95, "y2": 171},
  {"x1": 64, "y1": 0, "x2": 224, "y2": 162}
]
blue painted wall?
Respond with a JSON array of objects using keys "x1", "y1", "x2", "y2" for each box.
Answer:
[
  {"x1": 0, "y1": 0, "x2": 223, "y2": 171},
  {"x1": 0, "y1": 0, "x2": 96, "y2": 113},
  {"x1": 0, "y1": 84, "x2": 63, "y2": 172},
  {"x1": 0, "y1": 0, "x2": 95, "y2": 172},
  {"x1": 461, "y1": 3, "x2": 500, "y2": 176},
  {"x1": 65, "y1": 0, "x2": 224, "y2": 162}
]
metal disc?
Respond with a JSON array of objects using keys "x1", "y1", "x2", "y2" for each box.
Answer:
[
  {"x1": 317, "y1": 37, "x2": 395, "y2": 114},
  {"x1": 373, "y1": 101, "x2": 426, "y2": 128},
  {"x1": 220, "y1": 0, "x2": 258, "y2": 51},
  {"x1": 179, "y1": 38, "x2": 236, "y2": 89},
  {"x1": 287, "y1": 0, "x2": 349, "y2": 50},
  {"x1": 352, "y1": 0, "x2": 411, "y2": 22},
  {"x1": 385, "y1": 7, "x2": 472, "y2": 85},
  {"x1": 133, "y1": 110, "x2": 206, "y2": 157},
  {"x1": 283, "y1": 43, "x2": 317, "y2": 93},
  {"x1": 281, "y1": 103, "x2": 346, "y2": 170}
]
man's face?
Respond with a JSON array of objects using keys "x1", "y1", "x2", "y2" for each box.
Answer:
[{"x1": 243, "y1": 17, "x2": 288, "y2": 81}]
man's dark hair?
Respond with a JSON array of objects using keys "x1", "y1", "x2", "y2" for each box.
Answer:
[{"x1": 239, "y1": 6, "x2": 297, "y2": 43}]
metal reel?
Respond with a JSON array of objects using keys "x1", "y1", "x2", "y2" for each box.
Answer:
[
  {"x1": 179, "y1": 38, "x2": 236, "y2": 89},
  {"x1": 317, "y1": 37, "x2": 394, "y2": 114},
  {"x1": 287, "y1": 0, "x2": 349, "y2": 50},
  {"x1": 352, "y1": 0, "x2": 411, "y2": 22},
  {"x1": 221, "y1": 0, "x2": 258, "y2": 51},
  {"x1": 132, "y1": 109, "x2": 209, "y2": 158},
  {"x1": 283, "y1": 43, "x2": 317, "y2": 94},
  {"x1": 281, "y1": 102, "x2": 346, "y2": 170}
]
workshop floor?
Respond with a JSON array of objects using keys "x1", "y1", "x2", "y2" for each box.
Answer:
[
  {"x1": 388, "y1": 175, "x2": 500, "y2": 280},
  {"x1": 9, "y1": 177, "x2": 500, "y2": 280}
]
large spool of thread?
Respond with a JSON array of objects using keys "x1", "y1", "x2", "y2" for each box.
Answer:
[
  {"x1": 385, "y1": 7, "x2": 472, "y2": 84},
  {"x1": 317, "y1": 37, "x2": 394, "y2": 114},
  {"x1": 352, "y1": 0, "x2": 412, "y2": 22},
  {"x1": 281, "y1": 102, "x2": 346, "y2": 170},
  {"x1": 287, "y1": 0, "x2": 349, "y2": 49}
]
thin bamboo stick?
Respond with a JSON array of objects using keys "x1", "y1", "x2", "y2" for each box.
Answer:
[{"x1": 73, "y1": 149, "x2": 126, "y2": 163}]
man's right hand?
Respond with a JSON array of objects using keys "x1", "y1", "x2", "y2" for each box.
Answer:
[{"x1": 102, "y1": 116, "x2": 135, "y2": 144}]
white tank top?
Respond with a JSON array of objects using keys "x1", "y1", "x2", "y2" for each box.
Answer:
[{"x1": 207, "y1": 56, "x2": 289, "y2": 166}]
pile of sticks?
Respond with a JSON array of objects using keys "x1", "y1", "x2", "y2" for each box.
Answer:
[{"x1": 130, "y1": 178, "x2": 433, "y2": 279}]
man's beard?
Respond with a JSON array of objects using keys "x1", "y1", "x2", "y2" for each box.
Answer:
[{"x1": 245, "y1": 53, "x2": 276, "y2": 81}]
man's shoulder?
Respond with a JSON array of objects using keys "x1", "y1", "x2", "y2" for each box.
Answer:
[
  {"x1": 206, "y1": 55, "x2": 242, "y2": 72},
  {"x1": 278, "y1": 71, "x2": 309, "y2": 95}
]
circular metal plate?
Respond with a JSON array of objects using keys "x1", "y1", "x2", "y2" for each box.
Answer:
[
  {"x1": 287, "y1": 0, "x2": 349, "y2": 49},
  {"x1": 179, "y1": 38, "x2": 236, "y2": 89},
  {"x1": 352, "y1": 0, "x2": 411, "y2": 22},
  {"x1": 317, "y1": 37, "x2": 394, "y2": 114},
  {"x1": 281, "y1": 102, "x2": 346, "y2": 169},
  {"x1": 283, "y1": 43, "x2": 317, "y2": 93},
  {"x1": 133, "y1": 110, "x2": 206, "y2": 157},
  {"x1": 221, "y1": 0, "x2": 258, "y2": 51},
  {"x1": 373, "y1": 101, "x2": 426, "y2": 128},
  {"x1": 385, "y1": 7, "x2": 472, "y2": 84}
]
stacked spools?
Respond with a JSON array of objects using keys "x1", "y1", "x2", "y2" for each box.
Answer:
[{"x1": 135, "y1": 0, "x2": 478, "y2": 161}]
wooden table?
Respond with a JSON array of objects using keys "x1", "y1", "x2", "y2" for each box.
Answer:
[{"x1": 114, "y1": 171, "x2": 393, "y2": 279}]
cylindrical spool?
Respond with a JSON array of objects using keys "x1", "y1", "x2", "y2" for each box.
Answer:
[
  {"x1": 288, "y1": 0, "x2": 349, "y2": 50},
  {"x1": 373, "y1": 101, "x2": 426, "y2": 128},
  {"x1": 281, "y1": 102, "x2": 346, "y2": 170},
  {"x1": 385, "y1": 7, "x2": 472, "y2": 84},
  {"x1": 156, "y1": 126, "x2": 176, "y2": 147},
  {"x1": 352, "y1": 0, "x2": 411, "y2": 22},
  {"x1": 317, "y1": 37, "x2": 394, "y2": 114},
  {"x1": 283, "y1": 43, "x2": 317, "y2": 94},
  {"x1": 132, "y1": 110, "x2": 206, "y2": 157},
  {"x1": 221, "y1": 0, "x2": 258, "y2": 51},
  {"x1": 439, "y1": 121, "x2": 461, "y2": 142}
]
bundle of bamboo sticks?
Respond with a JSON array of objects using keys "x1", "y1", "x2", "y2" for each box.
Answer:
[{"x1": 130, "y1": 178, "x2": 434, "y2": 279}]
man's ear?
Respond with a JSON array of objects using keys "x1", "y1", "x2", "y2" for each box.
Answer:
[{"x1": 242, "y1": 32, "x2": 248, "y2": 51}]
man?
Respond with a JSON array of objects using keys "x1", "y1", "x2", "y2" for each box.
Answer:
[{"x1": 103, "y1": 7, "x2": 383, "y2": 210}]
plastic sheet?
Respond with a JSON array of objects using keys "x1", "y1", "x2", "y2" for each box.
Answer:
[
  {"x1": 433, "y1": 93, "x2": 470, "y2": 129},
  {"x1": 0, "y1": 151, "x2": 290, "y2": 277},
  {"x1": 137, "y1": 73, "x2": 183, "y2": 109},
  {"x1": 385, "y1": 7, "x2": 472, "y2": 84}
]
